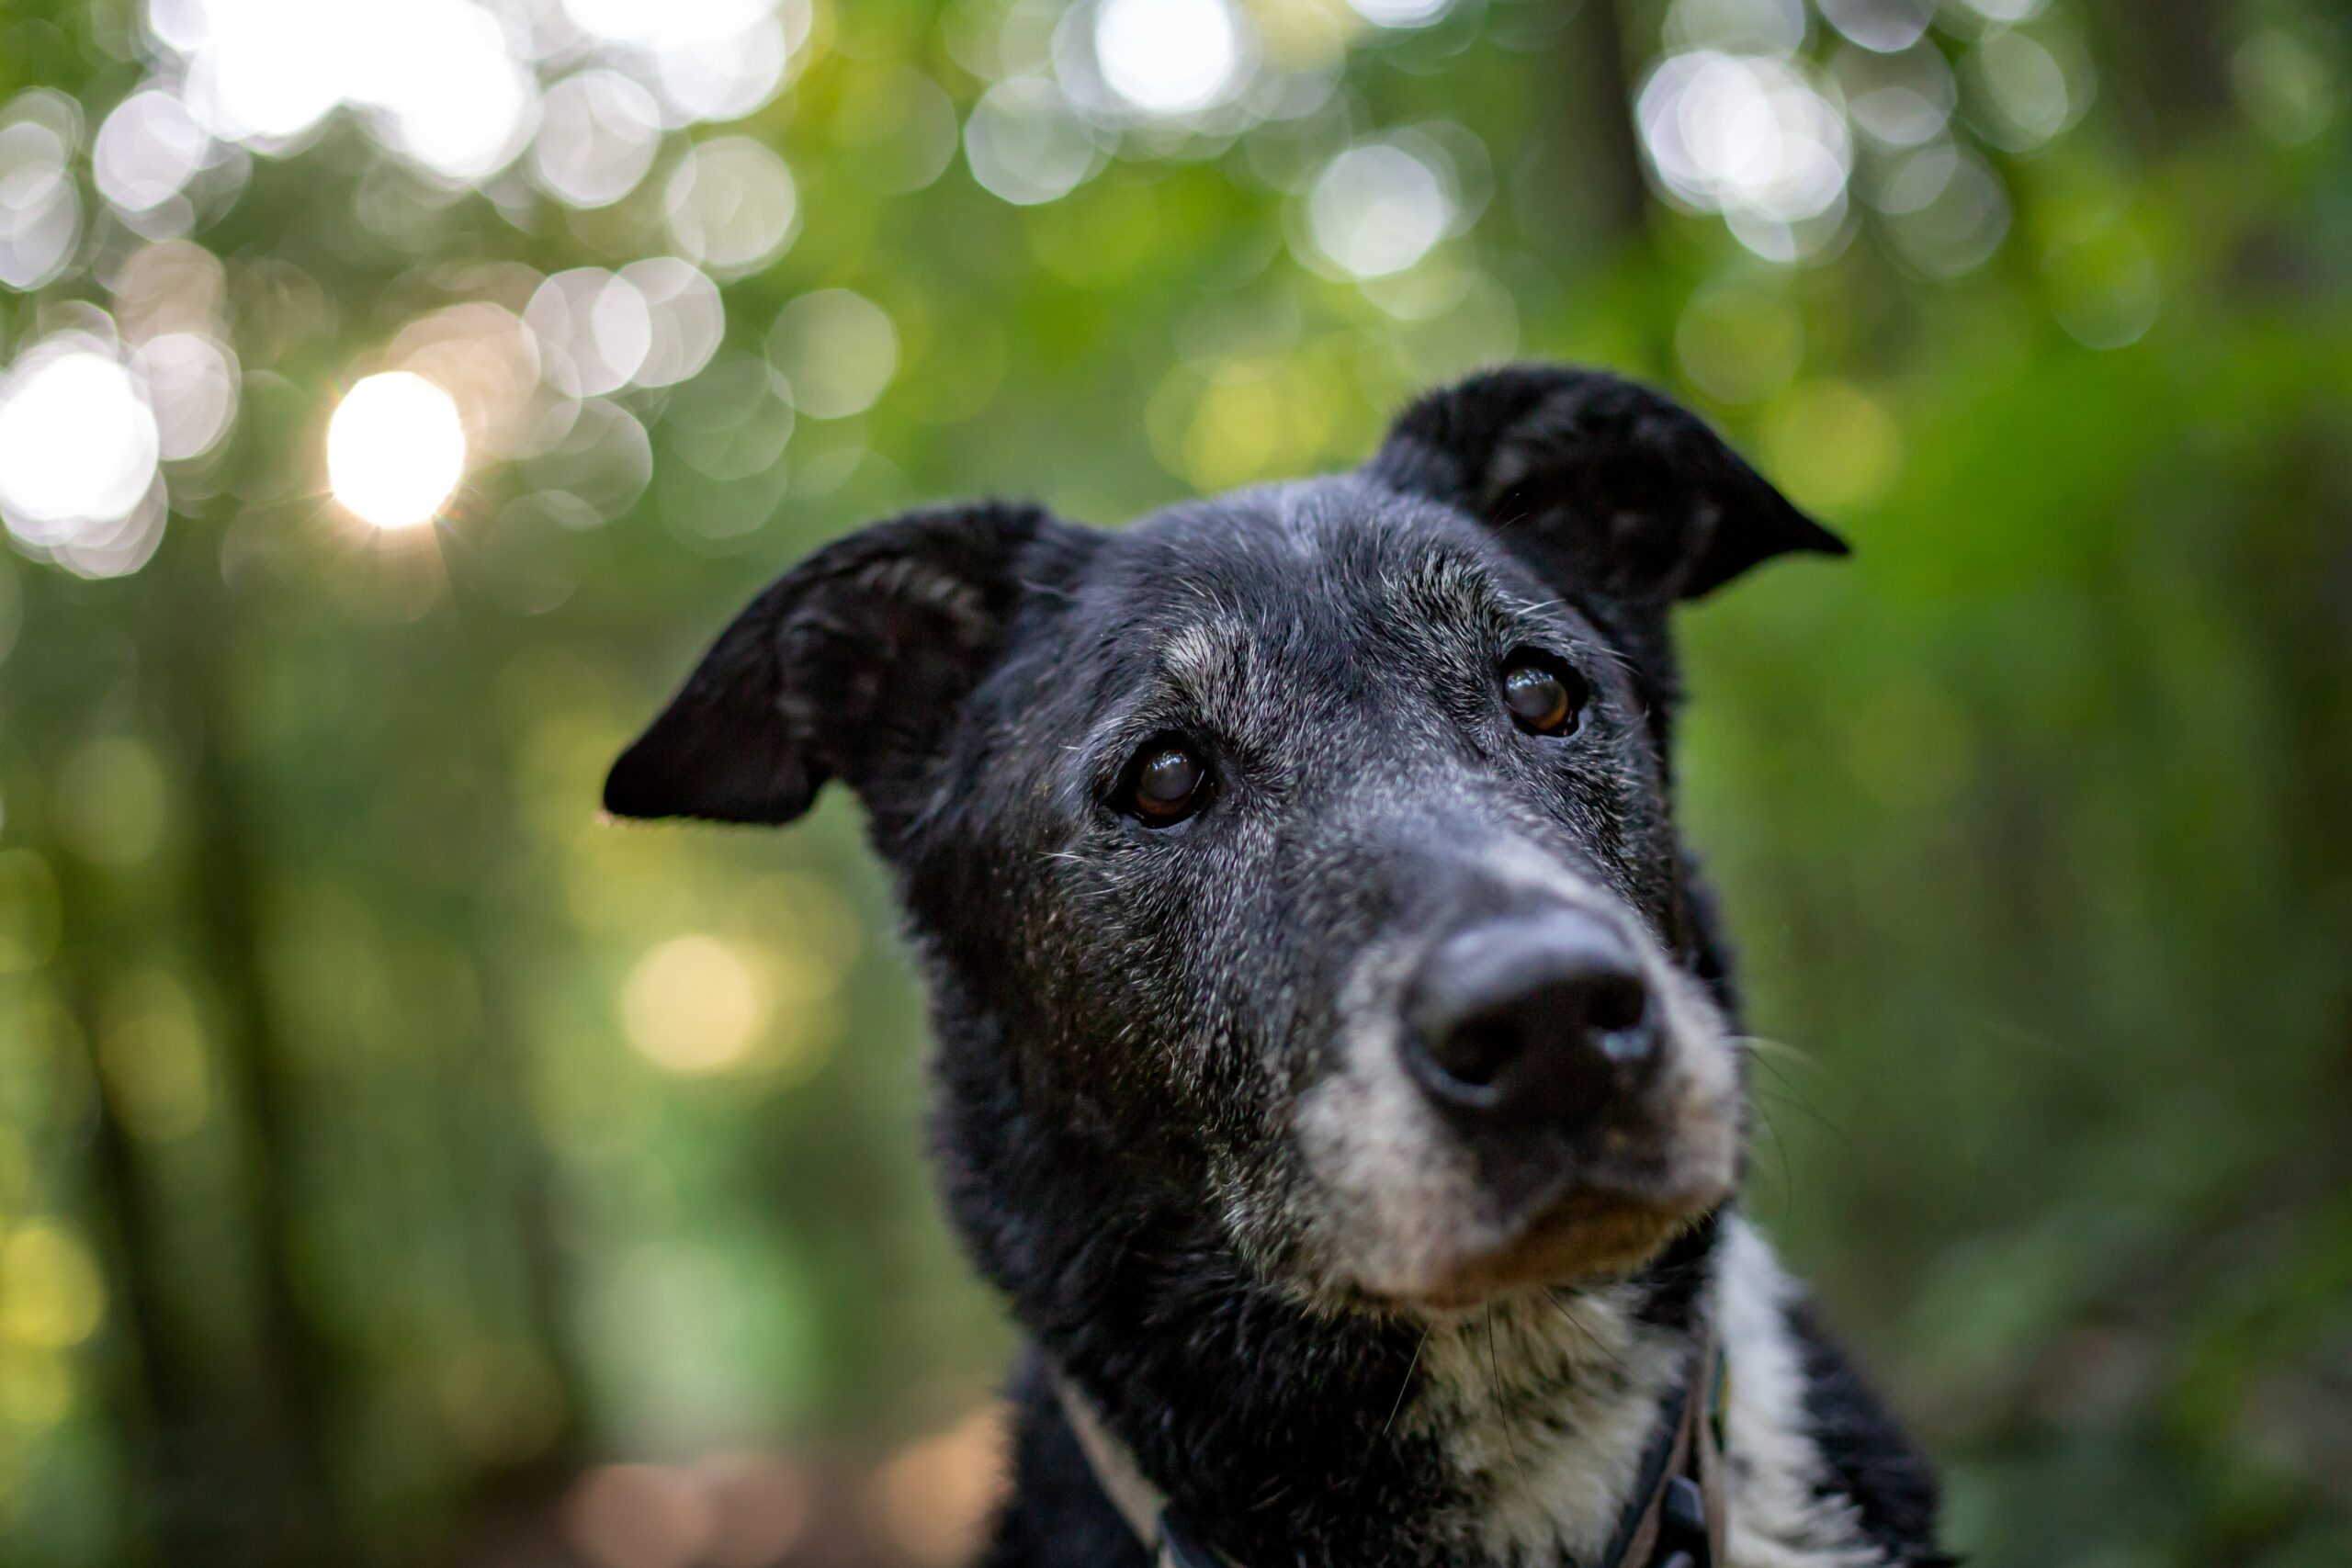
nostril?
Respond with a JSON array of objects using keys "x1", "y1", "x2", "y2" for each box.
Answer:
[
  {"x1": 1433, "y1": 1016, "x2": 1523, "y2": 1089},
  {"x1": 1580, "y1": 975, "x2": 1652, "y2": 1059}
]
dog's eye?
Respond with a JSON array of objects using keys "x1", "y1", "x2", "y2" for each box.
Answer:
[
  {"x1": 1500, "y1": 654, "x2": 1587, "y2": 738},
  {"x1": 1122, "y1": 739, "x2": 1212, "y2": 827}
]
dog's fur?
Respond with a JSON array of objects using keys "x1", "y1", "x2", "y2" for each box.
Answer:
[{"x1": 606, "y1": 366, "x2": 1947, "y2": 1567}]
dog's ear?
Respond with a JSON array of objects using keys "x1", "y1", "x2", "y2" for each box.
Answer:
[
  {"x1": 1364, "y1": 365, "x2": 1847, "y2": 601},
  {"x1": 605, "y1": 502, "x2": 1080, "y2": 826}
]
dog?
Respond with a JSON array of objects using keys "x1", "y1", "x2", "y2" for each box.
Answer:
[{"x1": 605, "y1": 365, "x2": 1948, "y2": 1568}]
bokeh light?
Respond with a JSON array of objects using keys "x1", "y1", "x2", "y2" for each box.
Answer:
[
  {"x1": 0, "y1": 850, "x2": 62, "y2": 974},
  {"x1": 564, "y1": 1461, "x2": 714, "y2": 1568},
  {"x1": 1665, "y1": 0, "x2": 1809, "y2": 55},
  {"x1": 562, "y1": 0, "x2": 808, "y2": 126},
  {"x1": 110, "y1": 239, "x2": 231, "y2": 344},
  {"x1": 867, "y1": 1406, "x2": 1009, "y2": 1568},
  {"x1": 154, "y1": 0, "x2": 805, "y2": 190},
  {"x1": 1675, "y1": 281, "x2": 1804, "y2": 405},
  {"x1": 663, "y1": 355, "x2": 795, "y2": 481},
  {"x1": 532, "y1": 71, "x2": 664, "y2": 209},
  {"x1": 54, "y1": 737, "x2": 171, "y2": 868},
  {"x1": 1760, "y1": 379, "x2": 1904, "y2": 511},
  {"x1": 389, "y1": 301, "x2": 545, "y2": 459},
  {"x1": 0, "y1": 345, "x2": 164, "y2": 570},
  {"x1": 831, "y1": 65, "x2": 962, "y2": 193},
  {"x1": 175, "y1": 0, "x2": 345, "y2": 142},
  {"x1": 766, "y1": 290, "x2": 898, "y2": 420},
  {"x1": 559, "y1": 1452, "x2": 808, "y2": 1568},
  {"x1": 327, "y1": 372, "x2": 467, "y2": 529},
  {"x1": 2233, "y1": 26, "x2": 2339, "y2": 147},
  {"x1": 170, "y1": 0, "x2": 540, "y2": 178},
  {"x1": 1637, "y1": 49, "x2": 1853, "y2": 258},
  {"x1": 93, "y1": 89, "x2": 211, "y2": 214},
  {"x1": 1091, "y1": 0, "x2": 1245, "y2": 117},
  {"x1": 0, "y1": 1223, "x2": 107, "y2": 1350},
  {"x1": 1306, "y1": 140, "x2": 1454, "y2": 279},
  {"x1": 621, "y1": 258, "x2": 726, "y2": 389},
  {"x1": 528, "y1": 269, "x2": 657, "y2": 399},
  {"x1": 132, "y1": 333, "x2": 241, "y2": 461},
  {"x1": 96, "y1": 967, "x2": 213, "y2": 1144},
  {"x1": 523, "y1": 398, "x2": 655, "y2": 525},
  {"x1": 1349, "y1": 0, "x2": 1454, "y2": 28},
  {"x1": 620, "y1": 935, "x2": 769, "y2": 1076},
  {"x1": 347, "y1": 0, "x2": 540, "y2": 182},
  {"x1": 1837, "y1": 42, "x2": 1956, "y2": 149},
  {"x1": 0, "y1": 96, "x2": 82, "y2": 291},
  {"x1": 1967, "y1": 25, "x2": 2091, "y2": 151},
  {"x1": 965, "y1": 77, "x2": 1101, "y2": 206},
  {"x1": 1875, "y1": 141, "x2": 2010, "y2": 278},
  {"x1": 2043, "y1": 228, "x2": 2159, "y2": 350},
  {"x1": 663, "y1": 137, "x2": 799, "y2": 277},
  {"x1": 1816, "y1": 0, "x2": 1934, "y2": 54}
]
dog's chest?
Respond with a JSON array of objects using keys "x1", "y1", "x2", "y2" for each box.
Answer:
[
  {"x1": 1401, "y1": 1226, "x2": 1881, "y2": 1568},
  {"x1": 1403, "y1": 1286, "x2": 1677, "y2": 1565}
]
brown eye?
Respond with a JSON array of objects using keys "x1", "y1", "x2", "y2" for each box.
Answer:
[
  {"x1": 1501, "y1": 657, "x2": 1586, "y2": 737},
  {"x1": 1125, "y1": 740, "x2": 1211, "y2": 826}
]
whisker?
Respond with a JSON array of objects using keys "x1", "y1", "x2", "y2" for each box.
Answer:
[
  {"x1": 1747, "y1": 1096, "x2": 1796, "y2": 1213},
  {"x1": 1730, "y1": 1032, "x2": 1820, "y2": 1066},
  {"x1": 1588, "y1": 640, "x2": 1644, "y2": 679},
  {"x1": 1486, "y1": 1306, "x2": 1521, "y2": 1471},
  {"x1": 1378, "y1": 1325, "x2": 1430, "y2": 1443},
  {"x1": 1745, "y1": 1048, "x2": 1849, "y2": 1146},
  {"x1": 1544, "y1": 1289, "x2": 1633, "y2": 1382}
]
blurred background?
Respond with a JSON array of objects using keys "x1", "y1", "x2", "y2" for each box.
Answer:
[{"x1": 0, "y1": 0, "x2": 2346, "y2": 1564}]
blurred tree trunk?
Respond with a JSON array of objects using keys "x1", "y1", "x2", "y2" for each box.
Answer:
[
  {"x1": 51, "y1": 908, "x2": 189, "y2": 1564},
  {"x1": 1573, "y1": 0, "x2": 1648, "y2": 243},
  {"x1": 165, "y1": 546, "x2": 355, "y2": 1568},
  {"x1": 2091, "y1": 0, "x2": 2233, "y2": 145},
  {"x1": 469, "y1": 964, "x2": 597, "y2": 1474},
  {"x1": 1514, "y1": 0, "x2": 1650, "y2": 263}
]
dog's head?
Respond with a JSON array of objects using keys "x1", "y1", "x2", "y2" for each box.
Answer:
[{"x1": 607, "y1": 366, "x2": 1843, "y2": 1314}]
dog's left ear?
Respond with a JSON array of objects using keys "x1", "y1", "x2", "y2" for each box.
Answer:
[
  {"x1": 605, "y1": 501, "x2": 1081, "y2": 827},
  {"x1": 1365, "y1": 364, "x2": 1847, "y2": 601}
]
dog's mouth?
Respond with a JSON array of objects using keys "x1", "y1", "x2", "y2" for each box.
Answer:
[
  {"x1": 1375, "y1": 1173, "x2": 1728, "y2": 1312},
  {"x1": 1321, "y1": 1108, "x2": 1741, "y2": 1314}
]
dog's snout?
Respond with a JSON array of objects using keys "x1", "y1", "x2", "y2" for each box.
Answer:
[{"x1": 1403, "y1": 911, "x2": 1660, "y2": 1130}]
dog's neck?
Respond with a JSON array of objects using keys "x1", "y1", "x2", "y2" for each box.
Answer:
[
  {"x1": 953, "y1": 1116, "x2": 1724, "y2": 1568},
  {"x1": 1390, "y1": 1280, "x2": 1705, "y2": 1566},
  {"x1": 1054, "y1": 1278, "x2": 1713, "y2": 1568}
]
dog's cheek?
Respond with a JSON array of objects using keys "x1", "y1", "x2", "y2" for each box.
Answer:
[
  {"x1": 1647, "y1": 965, "x2": 1746, "y2": 1199},
  {"x1": 1202, "y1": 1133, "x2": 1339, "y2": 1290},
  {"x1": 1294, "y1": 1061, "x2": 1489, "y2": 1300},
  {"x1": 1284, "y1": 936, "x2": 1508, "y2": 1303}
]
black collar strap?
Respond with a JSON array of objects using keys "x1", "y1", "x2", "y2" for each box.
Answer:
[{"x1": 1050, "y1": 1322, "x2": 1729, "y2": 1568}]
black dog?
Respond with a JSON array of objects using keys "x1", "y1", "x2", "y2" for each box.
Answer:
[{"x1": 605, "y1": 366, "x2": 1946, "y2": 1568}]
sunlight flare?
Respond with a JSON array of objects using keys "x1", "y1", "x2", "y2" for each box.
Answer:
[{"x1": 327, "y1": 371, "x2": 466, "y2": 529}]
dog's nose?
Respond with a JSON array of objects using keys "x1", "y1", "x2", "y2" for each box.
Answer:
[{"x1": 1403, "y1": 910, "x2": 1660, "y2": 1129}]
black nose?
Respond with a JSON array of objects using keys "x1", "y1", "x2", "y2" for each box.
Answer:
[{"x1": 1403, "y1": 910, "x2": 1661, "y2": 1129}]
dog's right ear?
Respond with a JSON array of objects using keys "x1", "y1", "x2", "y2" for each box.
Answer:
[{"x1": 605, "y1": 502, "x2": 1080, "y2": 826}]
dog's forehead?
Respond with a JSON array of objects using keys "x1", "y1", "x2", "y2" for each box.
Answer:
[{"x1": 1071, "y1": 477, "x2": 1530, "y2": 644}]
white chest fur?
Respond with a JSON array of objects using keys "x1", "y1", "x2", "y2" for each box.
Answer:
[{"x1": 1409, "y1": 1218, "x2": 1883, "y2": 1568}]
